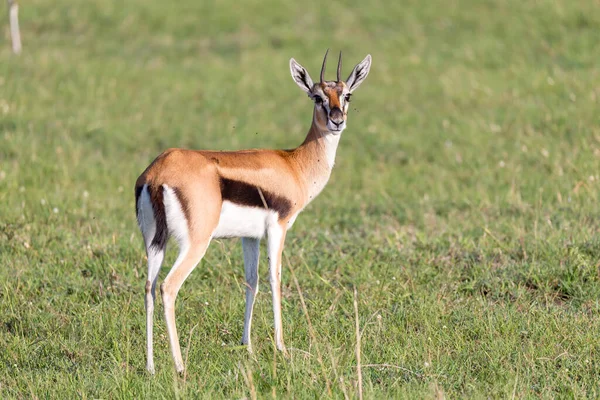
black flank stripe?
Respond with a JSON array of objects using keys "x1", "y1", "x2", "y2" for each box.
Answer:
[
  {"x1": 148, "y1": 184, "x2": 168, "y2": 250},
  {"x1": 219, "y1": 177, "x2": 292, "y2": 219}
]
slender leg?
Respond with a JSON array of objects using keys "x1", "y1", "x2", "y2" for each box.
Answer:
[
  {"x1": 145, "y1": 245, "x2": 165, "y2": 374},
  {"x1": 156, "y1": 184, "x2": 221, "y2": 373},
  {"x1": 137, "y1": 184, "x2": 166, "y2": 374},
  {"x1": 267, "y1": 223, "x2": 287, "y2": 352},
  {"x1": 241, "y1": 237, "x2": 260, "y2": 351},
  {"x1": 161, "y1": 243, "x2": 209, "y2": 373}
]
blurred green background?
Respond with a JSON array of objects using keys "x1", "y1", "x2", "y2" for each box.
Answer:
[{"x1": 1, "y1": 0, "x2": 600, "y2": 397}]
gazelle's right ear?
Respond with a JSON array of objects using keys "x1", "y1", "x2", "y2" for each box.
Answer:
[
  {"x1": 346, "y1": 54, "x2": 372, "y2": 93},
  {"x1": 290, "y1": 58, "x2": 314, "y2": 95}
]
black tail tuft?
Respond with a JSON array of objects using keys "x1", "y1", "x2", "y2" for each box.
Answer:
[
  {"x1": 147, "y1": 184, "x2": 168, "y2": 251},
  {"x1": 135, "y1": 185, "x2": 144, "y2": 219}
]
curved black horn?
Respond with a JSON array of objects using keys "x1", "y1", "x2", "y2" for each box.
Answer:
[
  {"x1": 337, "y1": 51, "x2": 342, "y2": 82},
  {"x1": 320, "y1": 48, "x2": 329, "y2": 83}
]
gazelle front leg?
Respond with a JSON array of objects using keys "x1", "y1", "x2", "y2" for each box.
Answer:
[
  {"x1": 267, "y1": 222, "x2": 288, "y2": 352},
  {"x1": 241, "y1": 237, "x2": 260, "y2": 352}
]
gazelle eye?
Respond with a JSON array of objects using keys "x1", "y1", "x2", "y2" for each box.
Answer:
[
  {"x1": 345, "y1": 94, "x2": 352, "y2": 102},
  {"x1": 313, "y1": 96, "x2": 323, "y2": 104}
]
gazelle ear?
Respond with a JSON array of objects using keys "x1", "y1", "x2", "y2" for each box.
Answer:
[
  {"x1": 290, "y1": 58, "x2": 314, "y2": 95},
  {"x1": 346, "y1": 54, "x2": 372, "y2": 93}
]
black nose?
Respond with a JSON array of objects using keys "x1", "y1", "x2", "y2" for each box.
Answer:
[{"x1": 329, "y1": 107, "x2": 344, "y2": 126}]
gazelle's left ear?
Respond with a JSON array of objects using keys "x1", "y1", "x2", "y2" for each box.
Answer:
[
  {"x1": 346, "y1": 54, "x2": 372, "y2": 93},
  {"x1": 290, "y1": 58, "x2": 314, "y2": 95}
]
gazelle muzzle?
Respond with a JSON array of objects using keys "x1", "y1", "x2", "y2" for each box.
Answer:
[{"x1": 329, "y1": 107, "x2": 344, "y2": 126}]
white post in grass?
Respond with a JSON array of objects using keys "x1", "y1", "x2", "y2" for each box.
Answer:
[{"x1": 7, "y1": 0, "x2": 21, "y2": 54}]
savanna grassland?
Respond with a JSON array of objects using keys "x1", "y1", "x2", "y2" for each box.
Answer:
[{"x1": 1, "y1": 0, "x2": 600, "y2": 398}]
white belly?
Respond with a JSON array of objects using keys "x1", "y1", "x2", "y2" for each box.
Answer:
[{"x1": 213, "y1": 201, "x2": 275, "y2": 239}]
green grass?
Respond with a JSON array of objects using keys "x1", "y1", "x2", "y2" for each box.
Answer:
[{"x1": 1, "y1": 0, "x2": 600, "y2": 397}]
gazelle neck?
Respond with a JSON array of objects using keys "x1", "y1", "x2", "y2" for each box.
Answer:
[
  {"x1": 300, "y1": 123, "x2": 342, "y2": 169},
  {"x1": 292, "y1": 115, "x2": 343, "y2": 202}
]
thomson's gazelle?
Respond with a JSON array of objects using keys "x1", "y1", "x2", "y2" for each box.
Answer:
[{"x1": 135, "y1": 50, "x2": 372, "y2": 373}]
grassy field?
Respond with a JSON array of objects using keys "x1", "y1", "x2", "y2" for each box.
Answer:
[{"x1": 1, "y1": 0, "x2": 600, "y2": 397}]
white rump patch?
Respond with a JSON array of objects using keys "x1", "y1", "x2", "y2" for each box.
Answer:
[
  {"x1": 213, "y1": 201, "x2": 276, "y2": 239},
  {"x1": 162, "y1": 185, "x2": 190, "y2": 254}
]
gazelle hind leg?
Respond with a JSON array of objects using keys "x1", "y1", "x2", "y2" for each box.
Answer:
[
  {"x1": 161, "y1": 243, "x2": 209, "y2": 373},
  {"x1": 145, "y1": 246, "x2": 165, "y2": 374},
  {"x1": 267, "y1": 223, "x2": 287, "y2": 352},
  {"x1": 241, "y1": 237, "x2": 260, "y2": 351},
  {"x1": 159, "y1": 184, "x2": 218, "y2": 373},
  {"x1": 137, "y1": 184, "x2": 166, "y2": 374}
]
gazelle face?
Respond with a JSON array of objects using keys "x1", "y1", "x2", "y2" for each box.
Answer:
[
  {"x1": 290, "y1": 51, "x2": 372, "y2": 135},
  {"x1": 310, "y1": 81, "x2": 351, "y2": 133}
]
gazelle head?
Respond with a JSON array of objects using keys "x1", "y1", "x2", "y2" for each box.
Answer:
[{"x1": 290, "y1": 50, "x2": 372, "y2": 134}]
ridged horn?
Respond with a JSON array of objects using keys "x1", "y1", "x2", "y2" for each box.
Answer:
[{"x1": 320, "y1": 48, "x2": 329, "y2": 83}]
